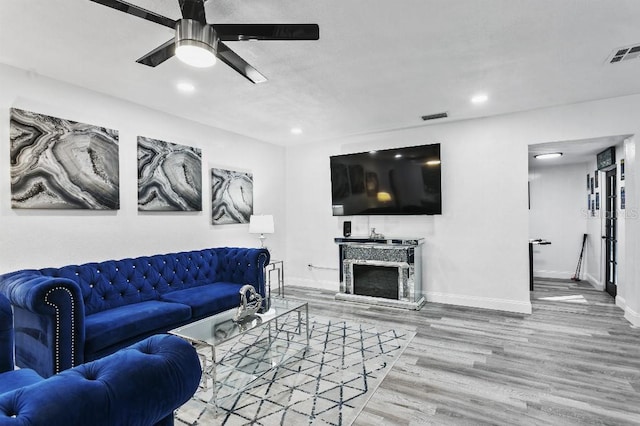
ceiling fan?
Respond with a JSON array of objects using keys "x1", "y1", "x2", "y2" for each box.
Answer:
[{"x1": 88, "y1": 0, "x2": 320, "y2": 83}]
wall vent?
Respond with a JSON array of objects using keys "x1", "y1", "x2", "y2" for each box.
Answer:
[
  {"x1": 608, "y1": 43, "x2": 640, "y2": 64},
  {"x1": 421, "y1": 112, "x2": 448, "y2": 121}
]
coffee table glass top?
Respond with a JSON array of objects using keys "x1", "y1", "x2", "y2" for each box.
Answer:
[{"x1": 170, "y1": 297, "x2": 307, "y2": 347}]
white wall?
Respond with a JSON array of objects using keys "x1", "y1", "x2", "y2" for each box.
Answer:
[
  {"x1": 584, "y1": 163, "x2": 604, "y2": 289},
  {"x1": 529, "y1": 163, "x2": 588, "y2": 280},
  {"x1": 286, "y1": 119, "x2": 533, "y2": 314},
  {"x1": 580, "y1": 143, "x2": 628, "y2": 291},
  {"x1": 0, "y1": 64, "x2": 286, "y2": 272},
  {"x1": 285, "y1": 94, "x2": 640, "y2": 321},
  {"x1": 616, "y1": 142, "x2": 627, "y2": 300},
  {"x1": 621, "y1": 138, "x2": 638, "y2": 325}
]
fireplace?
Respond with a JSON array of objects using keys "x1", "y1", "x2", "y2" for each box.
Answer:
[
  {"x1": 335, "y1": 237, "x2": 425, "y2": 310},
  {"x1": 353, "y1": 264, "x2": 399, "y2": 299}
]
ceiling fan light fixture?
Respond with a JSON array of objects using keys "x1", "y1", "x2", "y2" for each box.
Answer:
[
  {"x1": 175, "y1": 19, "x2": 217, "y2": 68},
  {"x1": 175, "y1": 42, "x2": 216, "y2": 67}
]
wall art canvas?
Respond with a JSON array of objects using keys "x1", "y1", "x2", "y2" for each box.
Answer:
[
  {"x1": 596, "y1": 192, "x2": 600, "y2": 210},
  {"x1": 621, "y1": 187, "x2": 626, "y2": 210},
  {"x1": 137, "y1": 136, "x2": 202, "y2": 211},
  {"x1": 211, "y1": 168, "x2": 253, "y2": 225},
  {"x1": 10, "y1": 108, "x2": 119, "y2": 209},
  {"x1": 586, "y1": 174, "x2": 590, "y2": 190},
  {"x1": 594, "y1": 171, "x2": 599, "y2": 188},
  {"x1": 590, "y1": 177, "x2": 594, "y2": 194},
  {"x1": 621, "y1": 159, "x2": 625, "y2": 180}
]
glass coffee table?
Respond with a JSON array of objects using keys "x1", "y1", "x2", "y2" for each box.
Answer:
[{"x1": 170, "y1": 298, "x2": 309, "y2": 415}]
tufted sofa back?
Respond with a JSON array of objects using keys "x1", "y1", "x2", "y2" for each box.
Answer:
[{"x1": 38, "y1": 248, "x2": 267, "y2": 316}]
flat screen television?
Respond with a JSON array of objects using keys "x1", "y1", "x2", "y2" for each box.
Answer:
[{"x1": 330, "y1": 143, "x2": 441, "y2": 216}]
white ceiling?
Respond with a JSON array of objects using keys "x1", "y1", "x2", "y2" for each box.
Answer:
[
  {"x1": 2, "y1": 0, "x2": 640, "y2": 146},
  {"x1": 529, "y1": 135, "x2": 630, "y2": 170}
]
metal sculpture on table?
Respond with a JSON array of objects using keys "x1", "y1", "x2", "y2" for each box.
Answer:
[{"x1": 234, "y1": 284, "x2": 263, "y2": 322}]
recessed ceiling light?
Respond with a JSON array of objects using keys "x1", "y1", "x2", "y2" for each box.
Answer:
[
  {"x1": 369, "y1": 150, "x2": 378, "y2": 154},
  {"x1": 394, "y1": 154, "x2": 403, "y2": 159},
  {"x1": 425, "y1": 160, "x2": 441, "y2": 166},
  {"x1": 471, "y1": 94, "x2": 488, "y2": 104},
  {"x1": 176, "y1": 82, "x2": 195, "y2": 93},
  {"x1": 534, "y1": 152, "x2": 563, "y2": 160},
  {"x1": 290, "y1": 127, "x2": 303, "y2": 135}
]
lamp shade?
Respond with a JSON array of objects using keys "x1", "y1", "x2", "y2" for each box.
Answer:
[{"x1": 249, "y1": 215, "x2": 274, "y2": 234}]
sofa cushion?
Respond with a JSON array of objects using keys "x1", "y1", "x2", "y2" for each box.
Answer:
[
  {"x1": 0, "y1": 369, "x2": 42, "y2": 395},
  {"x1": 159, "y1": 282, "x2": 244, "y2": 318},
  {"x1": 85, "y1": 301, "x2": 191, "y2": 355}
]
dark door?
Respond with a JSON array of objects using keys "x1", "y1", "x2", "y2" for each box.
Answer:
[{"x1": 604, "y1": 168, "x2": 617, "y2": 298}]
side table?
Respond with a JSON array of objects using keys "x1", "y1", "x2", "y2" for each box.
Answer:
[{"x1": 266, "y1": 260, "x2": 285, "y2": 297}]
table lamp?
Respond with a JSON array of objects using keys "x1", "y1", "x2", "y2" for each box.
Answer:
[{"x1": 249, "y1": 214, "x2": 274, "y2": 248}]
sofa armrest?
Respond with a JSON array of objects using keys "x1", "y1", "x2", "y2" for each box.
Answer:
[
  {"x1": 215, "y1": 248, "x2": 270, "y2": 298},
  {"x1": 0, "y1": 295, "x2": 14, "y2": 373},
  {"x1": 0, "y1": 271, "x2": 85, "y2": 378},
  {"x1": 0, "y1": 334, "x2": 201, "y2": 426}
]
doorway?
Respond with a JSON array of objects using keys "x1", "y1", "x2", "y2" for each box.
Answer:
[
  {"x1": 528, "y1": 135, "x2": 630, "y2": 297},
  {"x1": 604, "y1": 168, "x2": 617, "y2": 298}
]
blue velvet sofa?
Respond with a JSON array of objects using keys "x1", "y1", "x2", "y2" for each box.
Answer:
[
  {"x1": 0, "y1": 247, "x2": 269, "y2": 378},
  {"x1": 0, "y1": 293, "x2": 201, "y2": 425}
]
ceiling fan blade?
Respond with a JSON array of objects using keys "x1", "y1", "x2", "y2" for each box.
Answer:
[
  {"x1": 88, "y1": 0, "x2": 176, "y2": 29},
  {"x1": 178, "y1": 0, "x2": 207, "y2": 23},
  {"x1": 214, "y1": 24, "x2": 319, "y2": 41},
  {"x1": 136, "y1": 39, "x2": 176, "y2": 67},
  {"x1": 216, "y1": 42, "x2": 267, "y2": 84}
]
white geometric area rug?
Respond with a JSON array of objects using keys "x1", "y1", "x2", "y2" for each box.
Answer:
[{"x1": 175, "y1": 315, "x2": 415, "y2": 425}]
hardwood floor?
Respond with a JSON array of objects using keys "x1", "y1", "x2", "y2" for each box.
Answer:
[{"x1": 284, "y1": 279, "x2": 640, "y2": 425}]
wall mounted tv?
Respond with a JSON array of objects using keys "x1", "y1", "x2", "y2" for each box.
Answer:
[{"x1": 330, "y1": 143, "x2": 441, "y2": 216}]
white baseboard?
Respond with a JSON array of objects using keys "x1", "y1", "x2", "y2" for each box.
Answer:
[
  {"x1": 624, "y1": 306, "x2": 640, "y2": 327},
  {"x1": 583, "y1": 273, "x2": 603, "y2": 290},
  {"x1": 533, "y1": 270, "x2": 573, "y2": 280},
  {"x1": 287, "y1": 277, "x2": 338, "y2": 292},
  {"x1": 289, "y1": 276, "x2": 532, "y2": 314},
  {"x1": 614, "y1": 296, "x2": 640, "y2": 327},
  {"x1": 616, "y1": 295, "x2": 627, "y2": 311},
  {"x1": 425, "y1": 291, "x2": 532, "y2": 314}
]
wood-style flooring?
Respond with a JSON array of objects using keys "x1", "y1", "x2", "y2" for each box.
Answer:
[{"x1": 284, "y1": 278, "x2": 640, "y2": 425}]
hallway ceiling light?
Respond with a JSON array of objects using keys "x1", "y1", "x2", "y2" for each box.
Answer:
[
  {"x1": 534, "y1": 152, "x2": 563, "y2": 160},
  {"x1": 290, "y1": 127, "x2": 303, "y2": 135}
]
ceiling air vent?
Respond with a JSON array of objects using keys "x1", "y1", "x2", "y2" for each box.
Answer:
[
  {"x1": 608, "y1": 44, "x2": 640, "y2": 64},
  {"x1": 421, "y1": 112, "x2": 448, "y2": 121}
]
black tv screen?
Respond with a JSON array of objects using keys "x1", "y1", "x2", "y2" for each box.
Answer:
[{"x1": 330, "y1": 143, "x2": 441, "y2": 216}]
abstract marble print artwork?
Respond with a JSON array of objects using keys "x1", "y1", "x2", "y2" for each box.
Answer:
[
  {"x1": 138, "y1": 137, "x2": 202, "y2": 211},
  {"x1": 10, "y1": 108, "x2": 119, "y2": 209},
  {"x1": 211, "y1": 168, "x2": 253, "y2": 225}
]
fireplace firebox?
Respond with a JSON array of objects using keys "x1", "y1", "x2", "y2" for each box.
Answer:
[{"x1": 353, "y1": 264, "x2": 399, "y2": 299}]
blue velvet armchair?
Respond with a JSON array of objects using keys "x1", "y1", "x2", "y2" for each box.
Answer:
[{"x1": 0, "y1": 294, "x2": 201, "y2": 426}]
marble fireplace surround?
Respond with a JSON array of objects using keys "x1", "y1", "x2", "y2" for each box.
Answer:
[{"x1": 335, "y1": 237, "x2": 426, "y2": 310}]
